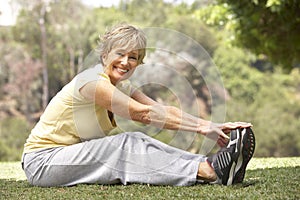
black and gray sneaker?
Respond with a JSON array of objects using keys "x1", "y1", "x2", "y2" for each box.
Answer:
[
  {"x1": 233, "y1": 127, "x2": 256, "y2": 184},
  {"x1": 207, "y1": 129, "x2": 242, "y2": 185}
]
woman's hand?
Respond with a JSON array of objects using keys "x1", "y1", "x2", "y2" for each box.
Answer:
[
  {"x1": 217, "y1": 121, "x2": 252, "y2": 135},
  {"x1": 200, "y1": 121, "x2": 252, "y2": 147}
]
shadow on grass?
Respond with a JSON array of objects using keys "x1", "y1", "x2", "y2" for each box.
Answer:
[{"x1": 0, "y1": 166, "x2": 299, "y2": 200}]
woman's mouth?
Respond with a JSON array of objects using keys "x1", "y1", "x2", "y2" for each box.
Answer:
[{"x1": 115, "y1": 67, "x2": 129, "y2": 74}]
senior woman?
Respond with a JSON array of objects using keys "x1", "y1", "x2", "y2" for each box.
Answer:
[{"x1": 22, "y1": 23, "x2": 255, "y2": 187}]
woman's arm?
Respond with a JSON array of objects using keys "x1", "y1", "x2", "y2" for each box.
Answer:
[
  {"x1": 80, "y1": 80, "x2": 151, "y2": 123},
  {"x1": 80, "y1": 80, "x2": 251, "y2": 139},
  {"x1": 130, "y1": 87, "x2": 158, "y2": 106},
  {"x1": 123, "y1": 86, "x2": 215, "y2": 134},
  {"x1": 129, "y1": 88, "x2": 244, "y2": 139}
]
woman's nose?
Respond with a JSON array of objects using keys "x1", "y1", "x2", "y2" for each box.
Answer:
[{"x1": 120, "y1": 55, "x2": 129, "y2": 66}]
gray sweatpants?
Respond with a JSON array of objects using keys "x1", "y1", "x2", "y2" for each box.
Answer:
[{"x1": 22, "y1": 132, "x2": 206, "y2": 187}]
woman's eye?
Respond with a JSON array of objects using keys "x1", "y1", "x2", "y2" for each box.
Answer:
[
  {"x1": 116, "y1": 52, "x2": 124, "y2": 57},
  {"x1": 115, "y1": 52, "x2": 138, "y2": 61},
  {"x1": 129, "y1": 56, "x2": 137, "y2": 60}
]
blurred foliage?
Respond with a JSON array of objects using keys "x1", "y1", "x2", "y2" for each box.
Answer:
[
  {"x1": 0, "y1": 117, "x2": 31, "y2": 161},
  {"x1": 195, "y1": 0, "x2": 300, "y2": 71},
  {"x1": 0, "y1": 0, "x2": 299, "y2": 160},
  {"x1": 214, "y1": 43, "x2": 300, "y2": 156},
  {"x1": 214, "y1": 44, "x2": 263, "y2": 103}
]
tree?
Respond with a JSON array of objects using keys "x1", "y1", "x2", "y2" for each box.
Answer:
[
  {"x1": 123, "y1": 0, "x2": 168, "y2": 26},
  {"x1": 213, "y1": 44, "x2": 263, "y2": 103},
  {"x1": 195, "y1": 0, "x2": 300, "y2": 71},
  {"x1": 3, "y1": 47, "x2": 42, "y2": 121},
  {"x1": 13, "y1": 0, "x2": 93, "y2": 99},
  {"x1": 13, "y1": 0, "x2": 51, "y2": 109},
  {"x1": 213, "y1": 41, "x2": 300, "y2": 156}
]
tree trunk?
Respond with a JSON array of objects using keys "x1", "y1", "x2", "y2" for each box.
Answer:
[
  {"x1": 39, "y1": 4, "x2": 49, "y2": 110},
  {"x1": 68, "y1": 47, "x2": 75, "y2": 80}
]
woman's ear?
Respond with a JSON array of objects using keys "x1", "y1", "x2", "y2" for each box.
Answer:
[{"x1": 102, "y1": 54, "x2": 107, "y2": 65}]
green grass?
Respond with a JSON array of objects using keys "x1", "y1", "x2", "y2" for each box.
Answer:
[{"x1": 0, "y1": 157, "x2": 299, "y2": 200}]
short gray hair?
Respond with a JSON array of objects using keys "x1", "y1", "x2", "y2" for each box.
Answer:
[{"x1": 97, "y1": 23, "x2": 147, "y2": 65}]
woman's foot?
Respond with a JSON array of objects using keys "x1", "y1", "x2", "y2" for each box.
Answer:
[
  {"x1": 197, "y1": 161, "x2": 217, "y2": 182},
  {"x1": 206, "y1": 129, "x2": 242, "y2": 185},
  {"x1": 205, "y1": 128, "x2": 255, "y2": 185}
]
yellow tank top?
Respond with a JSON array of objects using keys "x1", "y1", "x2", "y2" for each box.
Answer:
[{"x1": 23, "y1": 64, "x2": 131, "y2": 153}]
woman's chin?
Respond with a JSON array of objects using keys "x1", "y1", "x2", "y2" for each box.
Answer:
[
  {"x1": 110, "y1": 74, "x2": 127, "y2": 84},
  {"x1": 110, "y1": 68, "x2": 134, "y2": 84}
]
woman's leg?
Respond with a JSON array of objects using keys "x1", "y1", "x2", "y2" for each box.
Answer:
[{"x1": 23, "y1": 132, "x2": 206, "y2": 187}]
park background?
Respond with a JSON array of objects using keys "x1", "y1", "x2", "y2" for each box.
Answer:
[{"x1": 0, "y1": 0, "x2": 300, "y2": 162}]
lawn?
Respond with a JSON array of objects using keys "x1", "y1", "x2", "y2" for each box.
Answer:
[{"x1": 0, "y1": 157, "x2": 299, "y2": 200}]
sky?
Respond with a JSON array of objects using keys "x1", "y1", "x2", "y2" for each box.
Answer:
[
  {"x1": 0, "y1": 0, "x2": 20, "y2": 26},
  {"x1": 81, "y1": 0, "x2": 120, "y2": 8},
  {"x1": 0, "y1": 0, "x2": 122, "y2": 25},
  {"x1": 0, "y1": 0, "x2": 195, "y2": 26}
]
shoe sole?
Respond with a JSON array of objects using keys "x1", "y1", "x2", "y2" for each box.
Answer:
[
  {"x1": 225, "y1": 129, "x2": 241, "y2": 185},
  {"x1": 220, "y1": 129, "x2": 241, "y2": 185},
  {"x1": 233, "y1": 128, "x2": 255, "y2": 184}
]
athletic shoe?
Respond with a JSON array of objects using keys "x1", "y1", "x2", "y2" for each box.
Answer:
[
  {"x1": 207, "y1": 129, "x2": 242, "y2": 185},
  {"x1": 233, "y1": 127, "x2": 255, "y2": 184}
]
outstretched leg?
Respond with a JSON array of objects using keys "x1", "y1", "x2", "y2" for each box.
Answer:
[{"x1": 23, "y1": 132, "x2": 206, "y2": 187}]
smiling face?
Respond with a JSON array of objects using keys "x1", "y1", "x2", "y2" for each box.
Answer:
[
  {"x1": 97, "y1": 24, "x2": 147, "y2": 85},
  {"x1": 102, "y1": 48, "x2": 140, "y2": 85}
]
